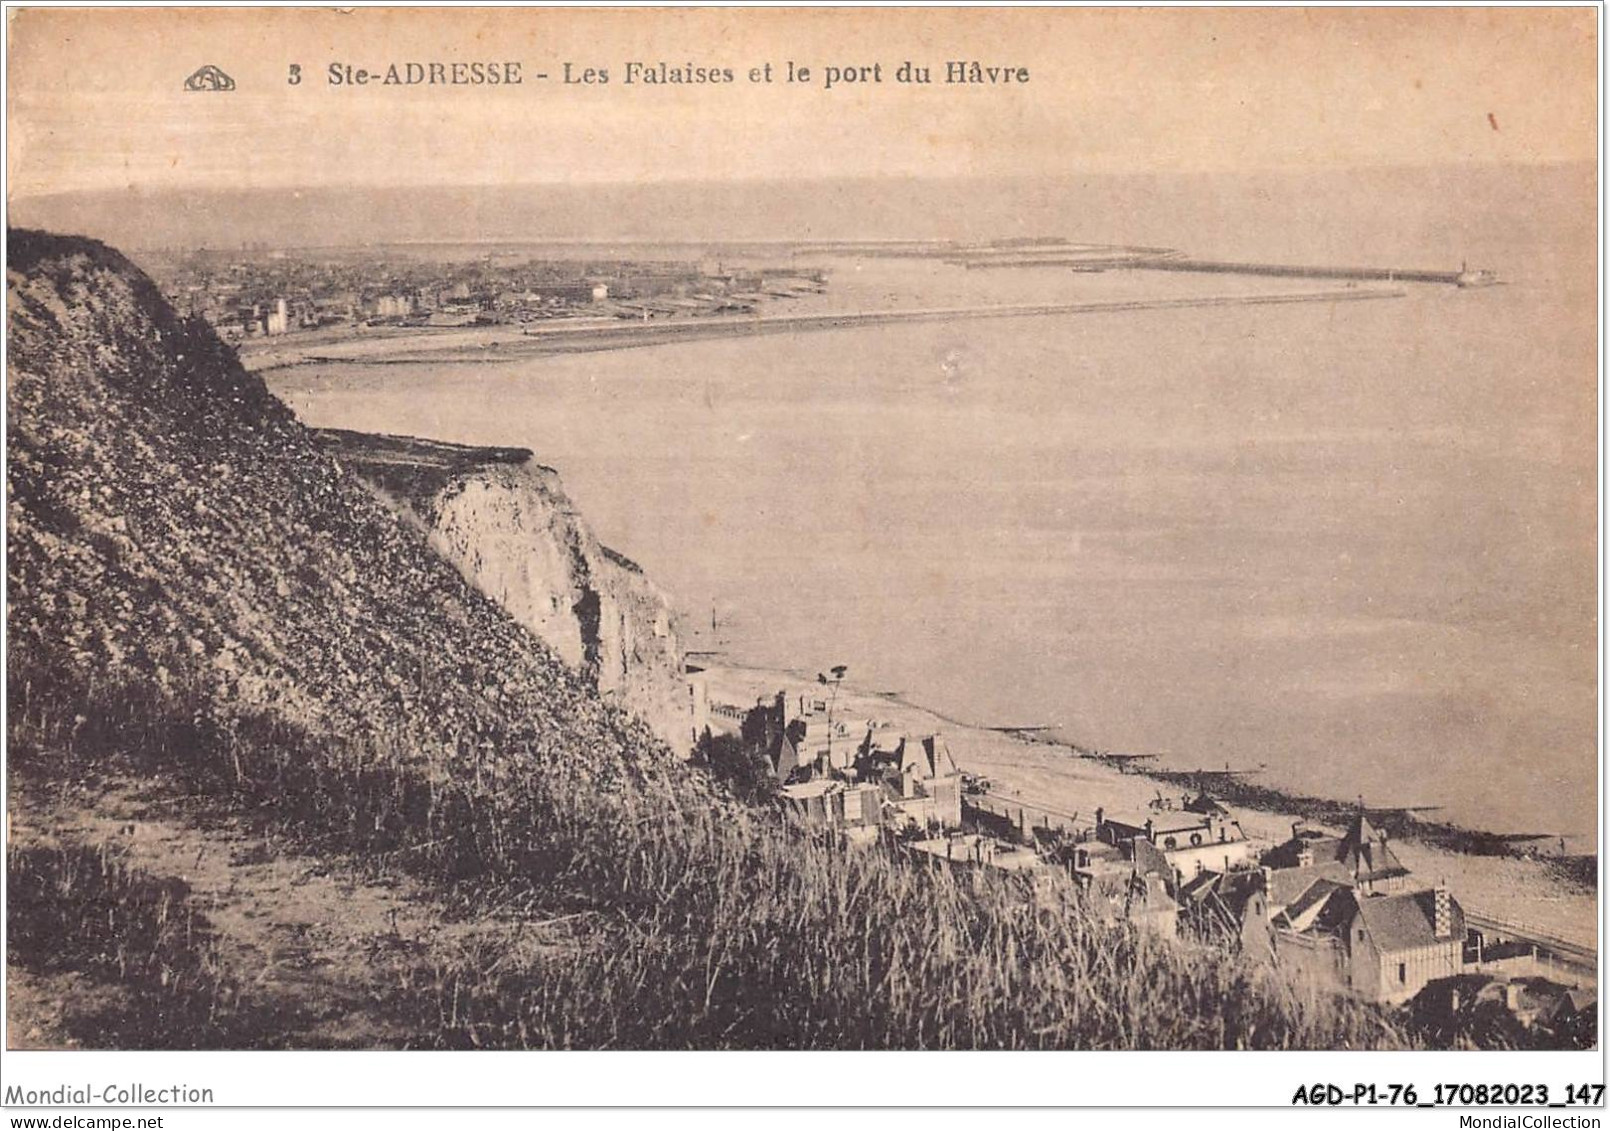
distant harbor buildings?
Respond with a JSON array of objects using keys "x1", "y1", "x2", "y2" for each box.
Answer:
[
  {"x1": 264, "y1": 297, "x2": 289, "y2": 335},
  {"x1": 146, "y1": 246, "x2": 827, "y2": 343}
]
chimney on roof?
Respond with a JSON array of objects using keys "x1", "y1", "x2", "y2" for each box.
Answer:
[{"x1": 1433, "y1": 882, "x2": 1453, "y2": 940}]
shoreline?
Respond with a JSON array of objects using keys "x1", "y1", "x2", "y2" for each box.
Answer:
[
  {"x1": 700, "y1": 662, "x2": 1598, "y2": 951},
  {"x1": 705, "y1": 659, "x2": 1595, "y2": 868},
  {"x1": 252, "y1": 285, "x2": 1595, "y2": 953},
  {"x1": 241, "y1": 285, "x2": 1404, "y2": 372}
]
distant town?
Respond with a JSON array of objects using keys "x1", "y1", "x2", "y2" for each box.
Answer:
[
  {"x1": 141, "y1": 245, "x2": 828, "y2": 343},
  {"x1": 142, "y1": 238, "x2": 1505, "y2": 376},
  {"x1": 141, "y1": 235, "x2": 1502, "y2": 353}
]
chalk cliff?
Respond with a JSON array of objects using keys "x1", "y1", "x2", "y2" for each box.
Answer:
[
  {"x1": 316, "y1": 430, "x2": 692, "y2": 755},
  {"x1": 7, "y1": 228, "x2": 661, "y2": 778}
]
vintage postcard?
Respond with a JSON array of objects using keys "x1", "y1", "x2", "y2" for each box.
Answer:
[{"x1": 2, "y1": 2, "x2": 1601, "y2": 1114}]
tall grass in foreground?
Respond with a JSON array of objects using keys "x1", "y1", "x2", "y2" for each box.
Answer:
[
  {"x1": 6, "y1": 843, "x2": 245, "y2": 1047},
  {"x1": 391, "y1": 805, "x2": 1398, "y2": 1049},
  {"x1": 9, "y1": 671, "x2": 1406, "y2": 1049}
]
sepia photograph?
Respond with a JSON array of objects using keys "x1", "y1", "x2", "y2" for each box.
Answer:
[{"x1": 2, "y1": 2, "x2": 1603, "y2": 1115}]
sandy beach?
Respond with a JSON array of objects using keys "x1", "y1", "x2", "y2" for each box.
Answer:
[{"x1": 703, "y1": 663, "x2": 1598, "y2": 954}]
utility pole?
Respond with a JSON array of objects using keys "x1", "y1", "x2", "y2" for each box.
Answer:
[{"x1": 818, "y1": 664, "x2": 848, "y2": 775}]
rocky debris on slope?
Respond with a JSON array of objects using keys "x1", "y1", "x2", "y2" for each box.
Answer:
[
  {"x1": 315, "y1": 429, "x2": 692, "y2": 756},
  {"x1": 7, "y1": 228, "x2": 662, "y2": 779}
]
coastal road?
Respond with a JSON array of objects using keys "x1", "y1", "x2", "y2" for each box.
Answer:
[{"x1": 1465, "y1": 910, "x2": 1598, "y2": 983}]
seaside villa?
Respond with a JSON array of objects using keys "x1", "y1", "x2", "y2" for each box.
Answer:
[
  {"x1": 1094, "y1": 797, "x2": 1258, "y2": 878},
  {"x1": 1249, "y1": 811, "x2": 1467, "y2": 1003},
  {"x1": 1264, "y1": 813, "x2": 1413, "y2": 895},
  {"x1": 1271, "y1": 882, "x2": 1466, "y2": 1004},
  {"x1": 744, "y1": 689, "x2": 964, "y2": 834}
]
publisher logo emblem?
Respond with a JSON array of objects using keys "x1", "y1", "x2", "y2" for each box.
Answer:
[{"x1": 183, "y1": 65, "x2": 236, "y2": 92}]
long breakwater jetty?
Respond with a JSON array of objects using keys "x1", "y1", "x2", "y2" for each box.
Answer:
[
  {"x1": 944, "y1": 244, "x2": 1497, "y2": 288},
  {"x1": 521, "y1": 287, "x2": 1407, "y2": 345},
  {"x1": 1138, "y1": 259, "x2": 1491, "y2": 287},
  {"x1": 253, "y1": 285, "x2": 1404, "y2": 370}
]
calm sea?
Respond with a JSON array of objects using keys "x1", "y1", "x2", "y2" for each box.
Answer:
[{"x1": 272, "y1": 165, "x2": 1598, "y2": 843}]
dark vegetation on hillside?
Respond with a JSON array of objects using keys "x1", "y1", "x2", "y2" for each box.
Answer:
[
  {"x1": 8, "y1": 229, "x2": 656, "y2": 778},
  {"x1": 7, "y1": 229, "x2": 1420, "y2": 1049}
]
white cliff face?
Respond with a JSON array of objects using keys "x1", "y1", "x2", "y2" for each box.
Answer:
[
  {"x1": 428, "y1": 470, "x2": 593, "y2": 670},
  {"x1": 321, "y1": 432, "x2": 692, "y2": 756}
]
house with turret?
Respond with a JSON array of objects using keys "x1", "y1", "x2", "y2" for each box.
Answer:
[
  {"x1": 1264, "y1": 812, "x2": 1412, "y2": 895},
  {"x1": 1256, "y1": 809, "x2": 1469, "y2": 1003},
  {"x1": 743, "y1": 690, "x2": 962, "y2": 833},
  {"x1": 1270, "y1": 881, "x2": 1466, "y2": 1003}
]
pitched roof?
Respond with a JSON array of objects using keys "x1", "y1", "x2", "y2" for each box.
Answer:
[
  {"x1": 1278, "y1": 879, "x2": 1350, "y2": 932},
  {"x1": 1265, "y1": 811, "x2": 1411, "y2": 883},
  {"x1": 897, "y1": 735, "x2": 956, "y2": 780},
  {"x1": 1268, "y1": 861, "x2": 1355, "y2": 907},
  {"x1": 1183, "y1": 792, "x2": 1231, "y2": 818},
  {"x1": 1215, "y1": 870, "x2": 1268, "y2": 920},
  {"x1": 1130, "y1": 873, "x2": 1180, "y2": 914},
  {"x1": 1088, "y1": 869, "x2": 1180, "y2": 915},
  {"x1": 1341, "y1": 813, "x2": 1410, "y2": 882},
  {"x1": 1131, "y1": 836, "x2": 1173, "y2": 880},
  {"x1": 1348, "y1": 811, "x2": 1380, "y2": 844},
  {"x1": 770, "y1": 734, "x2": 796, "y2": 778},
  {"x1": 1101, "y1": 809, "x2": 1216, "y2": 838},
  {"x1": 1353, "y1": 889, "x2": 1464, "y2": 952},
  {"x1": 1178, "y1": 870, "x2": 1222, "y2": 905},
  {"x1": 924, "y1": 736, "x2": 959, "y2": 778},
  {"x1": 1180, "y1": 869, "x2": 1269, "y2": 933},
  {"x1": 1565, "y1": 987, "x2": 1597, "y2": 1013},
  {"x1": 1100, "y1": 810, "x2": 1155, "y2": 834}
]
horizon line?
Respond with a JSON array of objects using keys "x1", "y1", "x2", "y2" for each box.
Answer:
[{"x1": 8, "y1": 155, "x2": 1593, "y2": 205}]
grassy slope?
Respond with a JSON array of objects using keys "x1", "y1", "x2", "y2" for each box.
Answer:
[
  {"x1": 6, "y1": 230, "x2": 1404, "y2": 1049},
  {"x1": 7, "y1": 229, "x2": 656, "y2": 777}
]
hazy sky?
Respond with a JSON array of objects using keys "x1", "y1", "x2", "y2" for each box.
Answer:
[{"x1": 7, "y1": 7, "x2": 1598, "y2": 199}]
